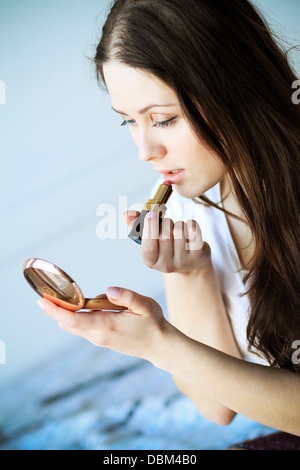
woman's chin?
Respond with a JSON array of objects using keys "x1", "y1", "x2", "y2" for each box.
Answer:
[{"x1": 174, "y1": 182, "x2": 207, "y2": 200}]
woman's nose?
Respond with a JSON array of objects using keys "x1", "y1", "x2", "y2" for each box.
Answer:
[{"x1": 137, "y1": 131, "x2": 166, "y2": 162}]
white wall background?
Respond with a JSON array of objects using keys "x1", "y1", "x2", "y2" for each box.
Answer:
[{"x1": 0, "y1": 0, "x2": 299, "y2": 385}]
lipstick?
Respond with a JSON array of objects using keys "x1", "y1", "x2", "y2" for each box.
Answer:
[{"x1": 128, "y1": 181, "x2": 173, "y2": 244}]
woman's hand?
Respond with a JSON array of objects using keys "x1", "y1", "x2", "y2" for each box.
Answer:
[
  {"x1": 37, "y1": 287, "x2": 169, "y2": 363},
  {"x1": 125, "y1": 210, "x2": 211, "y2": 274}
]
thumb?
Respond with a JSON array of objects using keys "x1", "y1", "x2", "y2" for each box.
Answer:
[
  {"x1": 106, "y1": 287, "x2": 157, "y2": 315},
  {"x1": 123, "y1": 210, "x2": 140, "y2": 228}
]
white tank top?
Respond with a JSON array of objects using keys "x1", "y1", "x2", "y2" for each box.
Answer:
[{"x1": 154, "y1": 178, "x2": 268, "y2": 366}]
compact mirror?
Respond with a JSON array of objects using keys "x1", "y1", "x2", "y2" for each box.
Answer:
[{"x1": 23, "y1": 258, "x2": 125, "y2": 311}]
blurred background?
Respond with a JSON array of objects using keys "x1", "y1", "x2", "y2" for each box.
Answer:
[{"x1": 0, "y1": 0, "x2": 299, "y2": 450}]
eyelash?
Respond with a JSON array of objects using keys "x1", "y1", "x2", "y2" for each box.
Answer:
[{"x1": 121, "y1": 117, "x2": 177, "y2": 129}]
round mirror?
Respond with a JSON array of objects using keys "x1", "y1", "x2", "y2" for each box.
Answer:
[{"x1": 23, "y1": 258, "x2": 124, "y2": 311}]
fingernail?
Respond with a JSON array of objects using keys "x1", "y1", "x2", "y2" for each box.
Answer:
[
  {"x1": 147, "y1": 211, "x2": 157, "y2": 218},
  {"x1": 37, "y1": 299, "x2": 46, "y2": 310},
  {"x1": 106, "y1": 287, "x2": 120, "y2": 299}
]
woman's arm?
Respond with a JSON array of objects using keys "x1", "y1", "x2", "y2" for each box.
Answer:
[
  {"x1": 39, "y1": 286, "x2": 300, "y2": 436},
  {"x1": 154, "y1": 322, "x2": 300, "y2": 436},
  {"x1": 39, "y1": 210, "x2": 300, "y2": 433},
  {"x1": 162, "y1": 258, "x2": 242, "y2": 425},
  {"x1": 137, "y1": 212, "x2": 242, "y2": 424}
]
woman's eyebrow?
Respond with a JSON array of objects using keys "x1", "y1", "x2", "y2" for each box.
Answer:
[{"x1": 111, "y1": 103, "x2": 178, "y2": 116}]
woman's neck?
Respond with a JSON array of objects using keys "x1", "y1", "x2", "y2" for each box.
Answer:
[{"x1": 220, "y1": 175, "x2": 254, "y2": 269}]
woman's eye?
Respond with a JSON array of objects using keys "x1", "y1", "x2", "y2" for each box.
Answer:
[
  {"x1": 152, "y1": 117, "x2": 177, "y2": 128},
  {"x1": 121, "y1": 119, "x2": 136, "y2": 127},
  {"x1": 120, "y1": 116, "x2": 177, "y2": 128}
]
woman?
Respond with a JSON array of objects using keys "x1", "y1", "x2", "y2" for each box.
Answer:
[{"x1": 38, "y1": 0, "x2": 300, "y2": 435}]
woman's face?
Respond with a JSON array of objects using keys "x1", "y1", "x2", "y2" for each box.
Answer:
[{"x1": 103, "y1": 61, "x2": 226, "y2": 198}]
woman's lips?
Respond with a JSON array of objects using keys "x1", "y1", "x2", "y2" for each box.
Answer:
[{"x1": 162, "y1": 169, "x2": 186, "y2": 184}]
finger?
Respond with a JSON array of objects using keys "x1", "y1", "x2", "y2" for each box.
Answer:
[
  {"x1": 37, "y1": 298, "x2": 80, "y2": 329},
  {"x1": 158, "y1": 217, "x2": 174, "y2": 266},
  {"x1": 185, "y1": 220, "x2": 204, "y2": 251},
  {"x1": 106, "y1": 286, "x2": 157, "y2": 316},
  {"x1": 173, "y1": 220, "x2": 187, "y2": 245},
  {"x1": 123, "y1": 210, "x2": 140, "y2": 228},
  {"x1": 160, "y1": 217, "x2": 174, "y2": 241},
  {"x1": 173, "y1": 220, "x2": 188, "y2": 262},
  {"x1": 140, "y1": 211, "x2": 159, "y2": 266}
]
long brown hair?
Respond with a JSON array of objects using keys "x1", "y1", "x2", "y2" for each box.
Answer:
[{"x1": 94, "y1": 0, "x2": 300, "y2": 371}]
